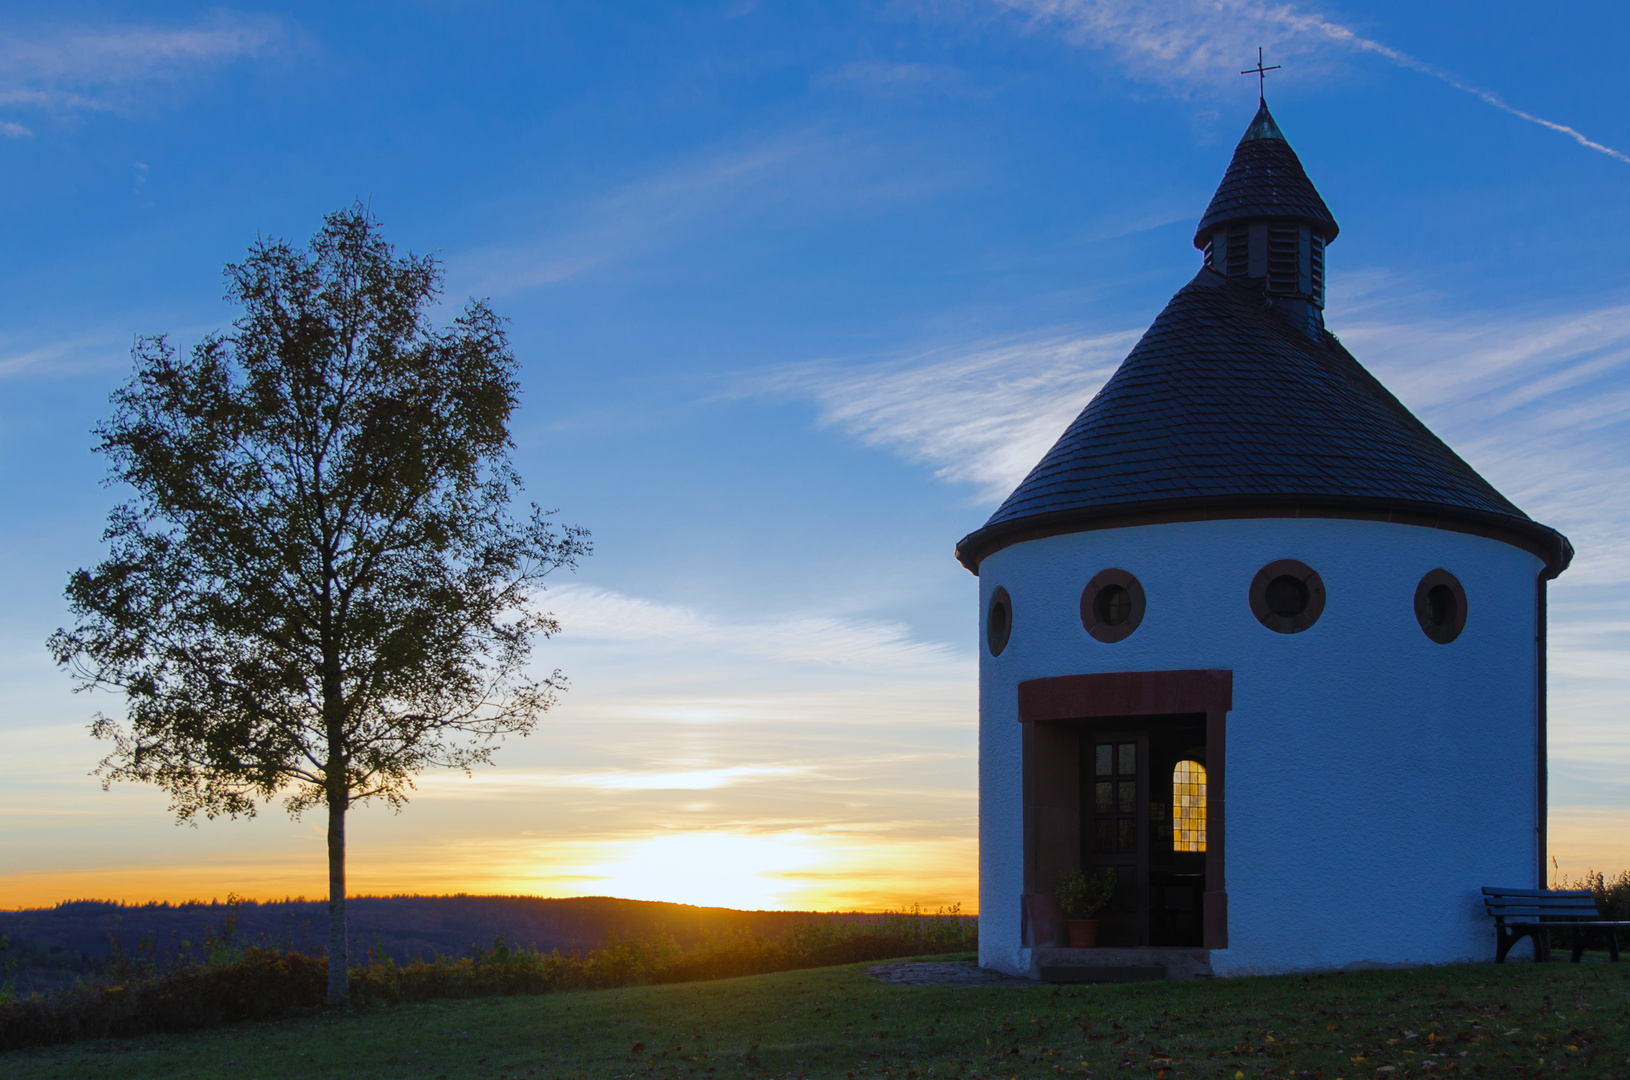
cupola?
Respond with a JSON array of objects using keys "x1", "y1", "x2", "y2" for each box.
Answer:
[
  {"x1": 1194, "y1": 100, "x2": 1338, "y2": 337},
  {"x1": 952, "y1": 96, "x2": 1573, "y2": 580}
]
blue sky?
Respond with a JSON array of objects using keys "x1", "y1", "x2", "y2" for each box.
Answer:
[{"x1": 1, "y1": 1, "x2": 1627, "y2": 909}]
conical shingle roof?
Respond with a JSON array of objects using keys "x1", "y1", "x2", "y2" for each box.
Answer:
[
  {"x1": 954, "y1": 269, "x2": 1572, "y2": 573},
  {"x1": 1192, "y1": 101, "x2": 1339, "y2": 248}
]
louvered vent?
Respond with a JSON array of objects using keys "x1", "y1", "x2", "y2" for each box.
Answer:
[
  {"x1": 1266, "y1": 225, "x2": 1300, "y2": 294},
  {"x1": 1225, "y1": 224, "x2": 1248, "y2": 278},
  {"x1": 1310, "y1": 235, "x2": 1325, "y2": 306}
]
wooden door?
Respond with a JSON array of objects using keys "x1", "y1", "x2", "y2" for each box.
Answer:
[{"x1": 1084, "y1": 730, "x2": 1148, "y2": 946}]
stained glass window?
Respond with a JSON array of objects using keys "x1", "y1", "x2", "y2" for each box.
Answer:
[{"x1": 1172, "y1": 760, "x2": 1207, "y2": 853}]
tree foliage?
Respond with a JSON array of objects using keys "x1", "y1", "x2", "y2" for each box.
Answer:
[{"x1": 49, "y1": 205, "x2": 588, "y2": 1000}]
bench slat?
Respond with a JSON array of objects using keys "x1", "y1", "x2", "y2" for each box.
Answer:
[
  {"x1": 1493, "y1": 905, "x2": 1597, "y2": 918},
  {"x1": 1484, "y1": 887, "x2": 1601, "y2": 919},
  {"x1": 1497, "y1": 920, "x2": 1630, "y2": 927},
  {"x1": 1488, "y1": 905, "x2": 1600, "y2": 913}
]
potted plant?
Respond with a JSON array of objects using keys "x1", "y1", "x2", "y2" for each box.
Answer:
[{"x1": 1055, "y1": 867, "x2": 1118, "y2": 947}]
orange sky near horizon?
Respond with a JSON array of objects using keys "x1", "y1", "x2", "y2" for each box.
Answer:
[
  {"x1": 0, "y1": 842, "x2": 978, "y2": 914},
  {"x1": 0, "y1": 826, "x2": 980, "y2": 913},
  {"x1": 3, "y1": 823, "x2": 1622, "y2": 914},
  {"x1": 0, "y1": 670, "x2": 984, "y2": 915},
  {"x1": 3, "y1": 790, "x2": 1624, "y2": 914}
]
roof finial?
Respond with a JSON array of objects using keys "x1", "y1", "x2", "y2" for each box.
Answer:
[{"x1": 1240, "y1": 47, "x2": 1280, "y2": 103}]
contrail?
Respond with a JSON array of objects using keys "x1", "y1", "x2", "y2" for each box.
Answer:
[
  {"x1": 1007, "y1": 0, "x2": 1630, "y2": 166},
  {"x1": 1303, "y1": 11, "x2": 1630, "y2": 166}
]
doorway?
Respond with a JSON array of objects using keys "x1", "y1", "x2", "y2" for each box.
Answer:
[
  {"x1": 1018, "y1": 669, "x2": 1231, "y2": 950},
  {"x1": 1082, "y1": 720, "x2": 1206, "y2": 947}
]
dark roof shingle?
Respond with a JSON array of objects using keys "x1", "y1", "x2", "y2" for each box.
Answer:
[
  {"x1": 1192, "y1": 102, "x2": 1339, "y2": 248},
  {"x1": 954, "y1": 269, "x2": 1571, "y2": 572}
]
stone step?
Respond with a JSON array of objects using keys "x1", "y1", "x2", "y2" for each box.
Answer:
[
  {"x1": 1029, "y1": 946, "x2": 1214, "y2": 981},
  {"x1": 1039, "y1": 964, "x2": 1166, "y2": 984}
]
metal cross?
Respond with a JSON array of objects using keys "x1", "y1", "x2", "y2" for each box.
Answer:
[{"x1": 1240, "y1": 47, "x2": 1280, "y2": 101}]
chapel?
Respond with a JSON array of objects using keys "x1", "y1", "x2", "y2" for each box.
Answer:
[{"x1": 957, "y1": 98, "x2": 1573, "y2": 978}]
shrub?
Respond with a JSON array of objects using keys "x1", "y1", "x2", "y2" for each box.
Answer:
[
  {"x1": 0, "y1": 947, "x2": 327, "y2": 1050},
  {"x1": 0, "y1": 906, "x2": 975, "y2": 1051},
  {"x1": 1569, "y1": 869, "x2": 1630, "y2": 921},
  {"x1": 1538, "y1": 866, "x2": 1630, "y2": 953},
  {"x1": 1055, "y1": 869, "x2": 1117, "y2": 920}
]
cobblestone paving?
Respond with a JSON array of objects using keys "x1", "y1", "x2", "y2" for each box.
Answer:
[{"x1": 864, "y1": 960, "x2": 1032, "y2": 986}]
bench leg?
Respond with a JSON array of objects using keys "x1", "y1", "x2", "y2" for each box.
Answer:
[
  {"x1": 1496, "y1": 927, "x2": 1551, "y2": 963},
  {"x1": 1495, "y1": 927, "x2": 1516, "y2": 963},
  {"x1": 1610, "y1": 931, "x2": 1621, "y2": 962},
  {"x1": 1572, "y1": 927, "x2": 1586, "y2": 963}
]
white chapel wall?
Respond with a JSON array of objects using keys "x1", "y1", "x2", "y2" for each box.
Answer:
[{"x1": 977, "y1": 516, "x2": 1543, "y2": 977}]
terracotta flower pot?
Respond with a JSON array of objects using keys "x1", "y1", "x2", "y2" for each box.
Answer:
[{"x1": 1066, "y1": 918, "x2": 1099, "y2": 947}]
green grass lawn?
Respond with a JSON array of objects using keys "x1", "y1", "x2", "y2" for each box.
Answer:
[{"x1": 7, "y1": 952, "x2": 1629, "y2": 1079}]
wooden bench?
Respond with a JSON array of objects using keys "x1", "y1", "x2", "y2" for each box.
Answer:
[{"x1": 1482, "y1": 886, "x2": 1630, "y2": 963}]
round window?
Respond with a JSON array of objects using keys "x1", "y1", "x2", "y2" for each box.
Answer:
[
  {"x1": 1080, "y1": 569, "x2": 1146, "y2": 643},
  {"x1": 1414, "y1": 569, "x2": 1467, "y2": 644},
  {"x1": 1249, "y1": 559, "x2": 1325, "y2": 634},
  {"x1": 987, "y1": 586, "x2": 1012, "y2": 656}
]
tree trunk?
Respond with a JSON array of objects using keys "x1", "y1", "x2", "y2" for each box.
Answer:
[{"x1": 326, "y1": 788, "x2": 348, "y2": 1005}]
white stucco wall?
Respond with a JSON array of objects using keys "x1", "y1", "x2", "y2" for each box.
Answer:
[{"x1": 976, "y1": 517, "x2": 1544, "y2": 977}]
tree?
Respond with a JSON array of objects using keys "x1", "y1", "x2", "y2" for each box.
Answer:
[{"x1": 49, "y1": 205, "x2": 589, "y2": 1004}]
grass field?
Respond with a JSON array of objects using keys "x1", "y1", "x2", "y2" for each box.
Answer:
[{"x1": 6, "y1": 952, "x2": 1629, "y2": 1079}]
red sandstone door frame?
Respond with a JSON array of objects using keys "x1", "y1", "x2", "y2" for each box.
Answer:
[{"x1": 1018, "y1": 669, "x2": 1232, "y2": 949}]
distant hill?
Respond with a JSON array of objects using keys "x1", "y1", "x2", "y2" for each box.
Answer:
[{"x1": 0, "y1": 895, "x2": 878, "y2": 994}]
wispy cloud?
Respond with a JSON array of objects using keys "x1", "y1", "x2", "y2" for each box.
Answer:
[
  {"x1": 1329, "y1": 295, "x2": 1630, "y2": 587},
  {"x1": 456, "y1": 131, "x2": 841, "y2": 296},
  {"x1": 549, "y1": 584, "x2": 960, "y2": 672},
  {"x1": 0, "y1": 15, "x2": 281, "y2": 115},
  {"x1": 815, "y1": 60, "x2": 980, "y2": 98},
  {"x1": 450, "y1": 124, "x2": 969, "y2": 296},
  {"x1": 0, "y1": 329, "x2": 132, "y2": 379},
  {"x1": 752, "y1": 330, "x2": 1137, "y2": 501},
  {"x1": 420, "y1": 764, "x2": 815, "y2": 794},
  {"x1": 999, "y1": 0, "x2": 1630, "y2": 164},
  {"x1": 452, "y1": 130, "x2": 849, "y2": 295}
]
